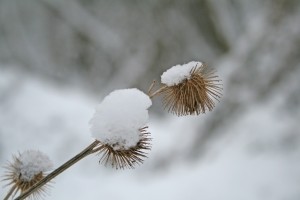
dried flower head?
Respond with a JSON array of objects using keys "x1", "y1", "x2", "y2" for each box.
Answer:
[
  {"x1": 90, "y1": 88, "x2": 152, "y2": 169},
  {"x1": 160, "y1": 61, "x2": 222, "y2": 116},
  {"x1": 95, "y1": 127, "x2": 151, "y2": 169},
  {"x1": 3, "y1": 150, "x2": 53, "y2": 199}
]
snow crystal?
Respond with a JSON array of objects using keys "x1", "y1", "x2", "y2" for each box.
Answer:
[
  {"x1": 161, "y1": 61, "x2": 203, "y2": 86},
  {"x1": 15, "y1": 150, "x2": 53, "y2": 181},
  {"x1": 90, "y1": 88, "x2": 152, "y2": 150}
]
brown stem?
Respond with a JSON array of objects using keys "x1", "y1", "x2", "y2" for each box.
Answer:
[
  {"x1": 4, "y1": 184, "x2": 17, "y2": 200},
  {"x1": 148, "y1": 85, "x2": 167, "y2": 99},
  {"x1": 147, "y1": 80, "x2": 156, "y2": 96},
  {"x1": 14, "y1": 140, "x2": 100, "y2": 200},
  {"x1": 90, "y1": 145, "x2": 105, "y2": 154}
]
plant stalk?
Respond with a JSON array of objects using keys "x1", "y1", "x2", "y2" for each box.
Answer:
[
  {"x1": 148, "y1": 86, "x2": 167, "y2": 99},
  {"x1": 4, "y1": 184, "x2": 17, "y2": 200},
  {"x1": 14, "y1": 140, "x2": 100, "y2": 200}
]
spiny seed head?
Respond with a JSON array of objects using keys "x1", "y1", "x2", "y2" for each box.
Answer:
[
  {"x1": 2, "y1": 150, "x2": 53, "y2": 199},
  {"x1": 160, "y1": 62, "x2": 222, "y2": 116},
  {"x1": 95, "y1": 127, "x2": 151, "y2": 170}
]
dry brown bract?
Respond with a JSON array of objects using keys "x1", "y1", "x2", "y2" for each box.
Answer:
[
  {"x1": 160, "y1": 63, "x2": 222, "y2": 116},
  {"x1": 95, "y1": 127, "x2": 151, "y2": 169},
  {"x1": 3, "y1": 155, "x2": 49, "y2": 200}
]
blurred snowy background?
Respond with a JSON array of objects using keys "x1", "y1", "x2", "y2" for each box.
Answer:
[{"x1": 1, "y1": 0, "x2": 300, "y2": 199}]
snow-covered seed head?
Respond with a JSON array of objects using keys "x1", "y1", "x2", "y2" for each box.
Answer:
[
  {"x1": 3, "y1": 150, "x2": 53, "y2": 199},
  {"x1": 90, "y1": 88, "x2": 152, "y2": 169},
  {"x1": 96, "y1": 127, "x2": 151, "y2": 169},
  {"x1": 160, "y1": 61, "x2": 222, "y2": 116}
]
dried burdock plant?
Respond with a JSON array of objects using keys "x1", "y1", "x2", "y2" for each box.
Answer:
[
  {"x1": 90, "y1": 89, "x2": 152, "y2": 169},
  {"x1": 150, "y1": 61, "x2": 222, "y2": 116},
  {"x1": 2, "y1": 150, "x2": 53, "y2": 200},
  {"x1": 3, "y1": 60, "x2": 223, "y2": 200},
  {"x1": 95, "y1": 127, "x2": 151, "y2": 169}
]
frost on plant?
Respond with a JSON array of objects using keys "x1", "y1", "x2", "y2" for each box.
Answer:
[
  {"x1": 3, "y1": 150, "x2": 53, "y2": 199},
  {"x1": 90, "y1": 88, "x2": 152, "y2": 169}
]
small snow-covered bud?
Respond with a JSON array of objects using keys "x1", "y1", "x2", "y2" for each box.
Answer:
[
  {"x1": 160, "y1": 61, "x2": 222, "y2": 116},
  {"x1": 90, "y1": 88, "x2": 152, "y2": 169},
  {"x1": 3, "y1": 150, "x2": 53, "y2": 199}
]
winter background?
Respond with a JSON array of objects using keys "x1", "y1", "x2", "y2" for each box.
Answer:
[{"x1": 1, "y1": 0, "x2": 300, "y2": 199}]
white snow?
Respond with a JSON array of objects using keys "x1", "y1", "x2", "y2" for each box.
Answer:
[
  {"x1": 90, "y1": 88, "x2": 152, "y2": 150},
  {"x1": 161, "y1": 61, "x2": 203, "y2": 86},
  {"x1": 15, "y1": 150, "x2": 53, "y2": 181}
]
